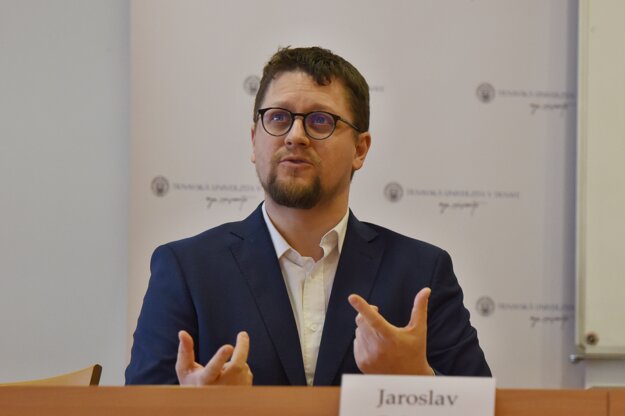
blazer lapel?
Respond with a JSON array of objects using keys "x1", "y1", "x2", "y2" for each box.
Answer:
[
  {"x1": 313, "y1": 213, "x2": 384, "y2": 385},
  {"x1": 229, "y1": 207, "x2": 307, "y2": 385}
]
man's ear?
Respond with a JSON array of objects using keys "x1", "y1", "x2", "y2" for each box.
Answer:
[
  {"x1": 250, "y1": 124, "x2": 256, "y2": 163},
  {"x1": 352, "y1": 131, "x2": 371, "y2": 172}
]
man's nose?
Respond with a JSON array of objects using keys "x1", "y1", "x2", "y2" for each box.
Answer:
[{"x1": 285, "y1": 117, "x2": 310, "y2": 146}]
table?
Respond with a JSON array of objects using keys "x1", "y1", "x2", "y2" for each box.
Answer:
[{"x1": 0, "y1": 386, "x2": 620, "y2": 416}]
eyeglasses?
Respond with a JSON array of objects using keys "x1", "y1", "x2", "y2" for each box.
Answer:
[{"x1": 257, "y1": 107, "x2": 363, "y2": 140}]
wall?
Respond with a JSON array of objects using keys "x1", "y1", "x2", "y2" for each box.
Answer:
[
  {"x1": 0, "y1": 0, "x2": 128, "y2": 385},
  {"x1": 576, "y1": 0, "x2": 625, "y2": 387}
]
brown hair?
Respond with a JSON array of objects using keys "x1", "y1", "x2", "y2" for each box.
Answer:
[{"x1": 253, "y1": 46, "x2": 370, "y2": 132}]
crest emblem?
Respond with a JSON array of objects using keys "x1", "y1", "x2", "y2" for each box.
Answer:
[
  {"x1": 476, "y1": 83, "x2": 495, "y2": 103},
  {"x1": 151, "y1": 176, "x2": 170, "y2": 197},
  {"x1": 476, "y1": 296, "x2": 495, "y2": 317},
  {"x1": 384, "y1": 182, "x2": 404, "y2": 203}
]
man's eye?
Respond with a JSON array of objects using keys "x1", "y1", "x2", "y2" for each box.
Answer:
[
  {"x1": 270, "y1": 113, "x2": 288, "y2": 122},
  {"x1": 308, "y1": 113, "x2": 332, "y2": 125}
]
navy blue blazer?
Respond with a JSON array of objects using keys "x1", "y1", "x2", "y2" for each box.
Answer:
[{"x1": 125, "y1": 205, "x2": 491, "y2": 385}]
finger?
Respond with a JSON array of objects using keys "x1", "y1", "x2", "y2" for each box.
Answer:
[
  {"x1": 352, "y1": 328, "x2": 363, "y2": 355},
  {"x1": 176, "y1": 330, "x2": 196, "y2": 375},
  {"x1": 348, "y1": 294, "x2": 389, "y2": 333},
  {"x1": 355, "y1": 303, "x2": 378, "y2": 326},
  {"x1": 199, "y1": 344, "x2": 234, "y2": 384},
  {"x1": 230, "y1": 331, "x2": 250, "y2": 365},
  {"x1": 354, "y1": 321, "x2": 373, "y2": 345},
  {"x1": 407, "y1": 287, "x2": 431, "y2": 331}
]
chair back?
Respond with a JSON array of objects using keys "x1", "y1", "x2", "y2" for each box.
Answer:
[{"x1": 0, "y1": 364, "x2": 102, "y2": 386}]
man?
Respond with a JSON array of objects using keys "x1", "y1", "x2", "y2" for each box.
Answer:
[{"x1": 125, "y1": 46, "x2": 491, "y2": 386}]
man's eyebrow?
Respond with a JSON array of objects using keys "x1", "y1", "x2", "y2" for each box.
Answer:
[{"x1": 264, "y1": 102, "x2": 339, "y2": 113}]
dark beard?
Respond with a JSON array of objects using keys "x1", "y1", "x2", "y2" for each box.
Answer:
[{"x1": 262, "y1": 172, "x2": 322, "y2": 209}]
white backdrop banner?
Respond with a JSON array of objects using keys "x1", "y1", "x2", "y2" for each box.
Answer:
[{"x1": 130, "y1": 0, "x2": 581, "y2": 387}]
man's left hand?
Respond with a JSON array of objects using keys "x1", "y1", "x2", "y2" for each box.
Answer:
[{"x1": 348, "y1": 288, "x2": 434, "y2": 375}]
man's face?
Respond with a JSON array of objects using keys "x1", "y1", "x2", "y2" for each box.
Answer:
[{"x1": 251, "y1": 71, "x2": 370, "y2": 209}]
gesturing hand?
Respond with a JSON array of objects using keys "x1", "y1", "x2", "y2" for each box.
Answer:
[
  {"x1": 175, "y1": 330, "x2": 253, "y2": 386},
  {"x1": 348, "y1": 287, "x2": 434, "y2": 376}
]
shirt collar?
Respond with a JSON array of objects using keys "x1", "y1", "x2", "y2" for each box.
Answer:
[{"x1": 262, "y1": 202, "x2": 350, "y2": 259}]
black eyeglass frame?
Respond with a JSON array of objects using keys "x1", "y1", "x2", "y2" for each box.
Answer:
[{"x1": 257, "y1": 107, "x2": 364, "y2": 140}]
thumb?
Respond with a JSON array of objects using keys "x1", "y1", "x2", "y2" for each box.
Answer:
[
  {"x1": 176, "y1": 330, "x2": 196, "y2": 376},
  {"x1": 407, "y1": 287, "x2": 431, "y2": 331}
]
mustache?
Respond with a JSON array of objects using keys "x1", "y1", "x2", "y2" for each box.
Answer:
[{"x1": 271, "y1": 148, "x2": 321, "y2": 166}]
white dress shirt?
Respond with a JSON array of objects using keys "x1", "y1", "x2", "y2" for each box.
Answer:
[{"x1": 262, "y1": 203, "x2": 349, "y2": 385}]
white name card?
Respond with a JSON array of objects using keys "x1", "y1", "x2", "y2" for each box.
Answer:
[{"x1": 339, "y1": 375, "x2": 495, "y2": 416}]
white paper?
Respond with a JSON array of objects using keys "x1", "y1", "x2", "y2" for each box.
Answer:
[{"x1": 339, "y1": 375, "x2": 495, "y2": 416}]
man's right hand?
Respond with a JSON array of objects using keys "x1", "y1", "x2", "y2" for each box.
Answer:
[{"x1": 175, "y1": 330, "x2": 253, "y2": 386}]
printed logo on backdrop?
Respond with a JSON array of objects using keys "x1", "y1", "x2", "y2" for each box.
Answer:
[
  {"x1": 476, "y1": 83, "x2": 495, "y2": 103},
  {"x1": 476, "y1": 296, "x2": 495, "y2": 317},
  {"x1": 382, "y1": 182, "x2": 520, "y2": 216},
  {"x1": 242, "y1": 74, "x2": 385, "y2": 96},
  {"x1": 150, "y1": 176, "x2": 263, "y2": 210},
  {"x1": 384, "y1": 182, "x2": 404, "y2": 202},
  {"x1": 151, "y1": 176, "x2": 170, "y2": 197},
  {"x1": 243, "y1": 75, "x2": 260, "y2": 96},
  {"x1": 475, "y1": 296, "x2": 574, "y2": 328},
  {"x1": 476, "y1": 82, "x2": 576, "y2": 116}
]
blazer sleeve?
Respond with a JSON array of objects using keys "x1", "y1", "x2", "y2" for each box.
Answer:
[
  {"x1": 125, "y1": 244, "x2": 198, "y2": 384},
  {"x1": 426, "y1": 250, "x2": 492, "y2": 377}
]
